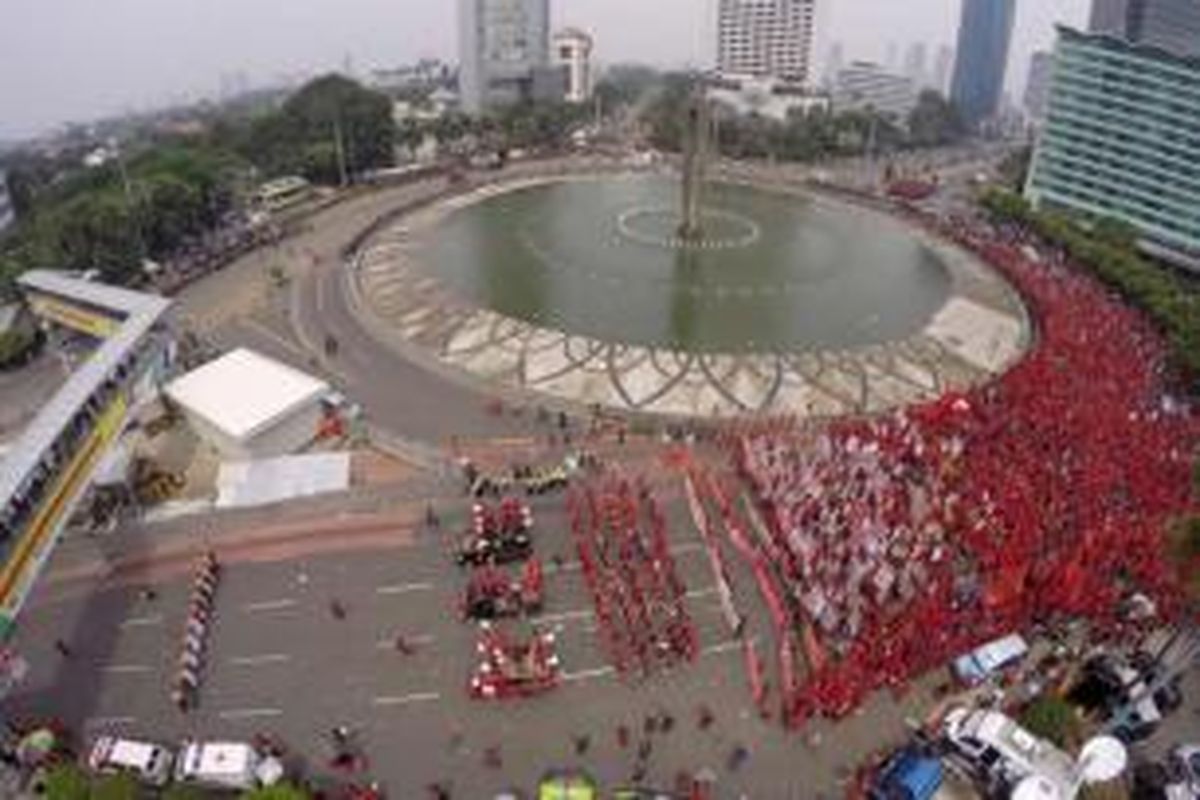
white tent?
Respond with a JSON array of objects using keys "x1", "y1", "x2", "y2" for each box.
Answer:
[{"x1": 165, "y1": 349, "x2": 329, "y2": 460}]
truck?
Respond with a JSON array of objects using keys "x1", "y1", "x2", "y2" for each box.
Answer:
[{"x1": 868, "y1": 746, "x2": 945, "y2": 800}]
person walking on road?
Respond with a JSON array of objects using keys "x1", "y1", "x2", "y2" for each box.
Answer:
[
  {"x1": 330, "y1": 599, "x2": 347, "y2": 620},
  {"x1": 53, "y1": 639, "x2": 71, "y2": 658}
]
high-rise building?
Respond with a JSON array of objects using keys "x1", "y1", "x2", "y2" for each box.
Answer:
[
  {"x1": 932, "y1": 45, "x2": 955, "y2": 93},
  {"x1": 949, "y1": 0, "x2": 1017, "y2": 127},
  {"x1": 554, "y1": 28, "x2": 594, "y2": 104},
  {"x1": 458, "y1": 0, "x2": 551, "y2": 114},
  {"x1": 717, "y1": 0, "x2": 817, "y2": 83},
  {"x1": 823, "y1": 41, "x2": 845, "y2": 88},
  {"x1": 904, "y1": 43, "x2": 929, "y2": 86},
  {"x1": 1087, "y1": 0, "x2": 1200, "y2": 57},
  {"x1": 1023, "y1": 50, "x2": 1054, "y2": 122},
  {"x1": 832, "y1": 62, "x2": 919, "y2": 120},
  {"x1": 1026, "y1": 27, "x2": 1200, "y2": 269}
]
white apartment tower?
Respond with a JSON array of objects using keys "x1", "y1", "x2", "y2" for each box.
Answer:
[
  {"x1": 554, "y1": 28, "x2": 594, "y2": 103},
  {"x1": 717, "y1": 0, "x2": 816, "y2": 83}
]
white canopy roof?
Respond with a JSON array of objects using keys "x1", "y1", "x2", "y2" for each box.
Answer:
[{"x1": 165, "y1": 349, "x2": 328, "y2": 442}]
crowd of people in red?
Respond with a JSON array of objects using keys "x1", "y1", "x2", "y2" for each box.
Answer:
[
  {"x1": 569, "y1": 477, "x2": 700, "y2": 679},
  {"x1": 732, "y1": 215, "x2": 1198, "y2": 727}
]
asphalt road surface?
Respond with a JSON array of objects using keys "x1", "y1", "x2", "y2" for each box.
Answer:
[{"x1": 11, "y1": 477, "x2": 928, "y2": 799}]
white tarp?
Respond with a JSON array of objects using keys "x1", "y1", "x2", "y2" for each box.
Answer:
[
  {"x1": 165, "y1": 348, "x2": 329, "y2": 443},
  {"x1": 216, "y1": 452, "x2": 350, "y2": 509}
]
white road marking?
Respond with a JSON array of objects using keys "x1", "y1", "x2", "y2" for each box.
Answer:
[
  {"x1": 372, "y1": 691, "x2": 441, "y2": 706},
  {"x1": 243, "y1": 599, "x2": 297, "y2": 613},
  {"x1": 561, "y1": 666, "x2": 616, "y2": 683},
  {"x1": 375, "y1": 634, "x2": 435, "y2": 649},
  {"x1": 228, "y1": 654, "x2": 291, "y2": 666},
  {"x1": 376, "y1": 582, "x2": 434, "y2": 596},
  {"x1": 702, "y1": 638, "x2": 755, "y2": 657},
  {"x1": 120, "y1": 615, "x2": 163, "y2": 629},
  {"x1": 104, "y1": 664, "x2": 152, "y2": 674},
  {"x1": 219, "y1": 708, "x2": 283, "y2": 720},
  {"x1": 85, "y1": 716, "x2": 136, "y2": 728}
]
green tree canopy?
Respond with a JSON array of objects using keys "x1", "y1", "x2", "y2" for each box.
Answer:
[
  {"x1": 907, "y1": 90, "x2": 965, "y2": 148},
  {"x1": 242, "y1": 74, "x2": 396, "y2": 184},
  {"x1": 241, "y1": 782, "x2": 311, "y2": 800},
  {"x1": 89, "y1": 772, "x2": 140, "y2": 800},
  {"x1": 1019, "y1": 695, "x2": 1083, "y2": 749},
  {"x1": 42, "y1": 764, "x2": 90, "y2": 800}
]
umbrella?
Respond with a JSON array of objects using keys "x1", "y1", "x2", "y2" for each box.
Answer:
[{"x1": 16, "y1": 728, "x2": 58, "y2": 765}]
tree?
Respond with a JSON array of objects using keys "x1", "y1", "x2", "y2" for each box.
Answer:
[
  {"x1": 42, "y1": 764, "x2": 89, "y2": 800},
  {"x1": 161, "y1": 785, "x2": 212, "y2": 800},
  {"x1": 90, "y1": 772, "x2": 140, "y2": 800},
  {"x1": 594, "y1": 64, "x2": 662, "y2": 111},
  {"x1": 279, "y1": 75, "x2": 396, "y2": 181},
  {"x1": 907, "y1": 90, "x2": 965, "y2": 147},
  {"x1": 997, "y1": 145, "x2": 1032, "y2": 190},
  {"x1": 241, "y1": 783, "x2": 311, "y2": 800},
  {"x1": 1019, "y1": 695, "x2": 1082, "y2": 749},
  {"x1": 1092, "y1": 216, "x2": 1140, "y2": 251}
]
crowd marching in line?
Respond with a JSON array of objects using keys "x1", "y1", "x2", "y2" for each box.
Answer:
[{"x1": 727, "y1": 215, "x2": 1198, "y2": 726}]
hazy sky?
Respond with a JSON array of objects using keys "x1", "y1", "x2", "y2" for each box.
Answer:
[{"x1": 0, "y1": 0, "x2": 1090, "y2": 140}]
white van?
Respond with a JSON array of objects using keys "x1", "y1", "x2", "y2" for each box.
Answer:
[
  {"x1": 174, "y1": 740, "x2": 283, "y2": 791},
  {"x1": 87, "y1": 736, "x2": 175, "y2": 786}
]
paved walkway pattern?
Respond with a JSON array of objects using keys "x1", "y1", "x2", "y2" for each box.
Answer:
[{"x1": 351, "y1": 172, "x2": 1031, "y2": 419}]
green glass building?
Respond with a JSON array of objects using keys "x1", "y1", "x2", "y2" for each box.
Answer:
[{"x1": 1025, "y1": 27, "x2": 1200, "y2": 269}]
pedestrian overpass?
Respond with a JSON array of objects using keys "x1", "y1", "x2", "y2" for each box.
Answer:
[{"x1": 0, "y1": 271, "x2": 172, "y2": 636}]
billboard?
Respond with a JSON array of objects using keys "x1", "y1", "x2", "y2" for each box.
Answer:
[
  {"x1": 26, "y1": 293, "x2": 121, "y2": 339},
  {"x1": 0, "y1": 395, "x2": 128, "y2": 635}
]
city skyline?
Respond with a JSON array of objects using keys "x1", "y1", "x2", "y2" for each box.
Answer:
[{"x1": 0, "y1": 0, "x2": 1089, "y2": 141}]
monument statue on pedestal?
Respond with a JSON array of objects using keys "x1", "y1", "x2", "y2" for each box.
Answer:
[{"x1": 678, "y1": 83, "x2": 711, "y2": 242}]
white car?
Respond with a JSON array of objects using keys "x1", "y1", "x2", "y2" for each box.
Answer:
[
  {"x1": 87, "y1": 736, "x2": 174, "y2": 787},
  {"x1": 174, "y1": 740, "x2": 283, "y2": 791}
]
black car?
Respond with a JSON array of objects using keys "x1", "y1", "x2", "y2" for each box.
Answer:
[
  {"x1": 455, "y1": 530, "x2": 533, "y2": 567},
  {"x1": 1069, "y1": 652, "x2": 1182, "y2": 743}
]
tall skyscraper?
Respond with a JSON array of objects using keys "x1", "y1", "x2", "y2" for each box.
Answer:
[
  {"x1": 823, "y1": 41, "x2": 845, "y2": 88},
  {"x1": 1087, "y1": 0, "x2": 1200, "y2": 57},
  {"x1": 554, "y1": 28, "x2": 594, "y2": 104},
  {"x1": 903, "y1": 43, "x2": 929, "y2": 86},
  {"x1": 1026, "y1": 27, "x2": 1200, "y2": 267},
  {"x1": 1023, "y1": 50, "x2": 1054, "y2": 121},
  {"x1": 932, "y1": 45, "x2": 955, "y2": 93},
  {"x1": 949, "y1": 0, "x2": 1017, "y2": 127},
  {"x1": 717, "y1": 0, "x2": 817, "y2": 83},
  {"x1": 458, "y1": 0, "x2": 551, "y2": 114}
]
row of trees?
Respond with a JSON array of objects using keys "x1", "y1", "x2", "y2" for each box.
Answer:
[
  {"x1": 980, "y1": 188, "x2": 1200, "y2": 381},
  {"x1": 0, "y1": 74, "x2": 399, "y2": 290},
  {"x1": 0, "y1": 144, "x2": 245, "y2": 288},
  {"x1": 396, "y1": 98, "x2": 592, "y2": 156},
  {"x1": 213, "y1": 75, "x2": 395, "y2": 185},
  {"x1": 640, "y1": 71, "x2": 965, "y2": 161},
  {"x1": 43, "y1": 763, "x2": 309, "y2": 800}
]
